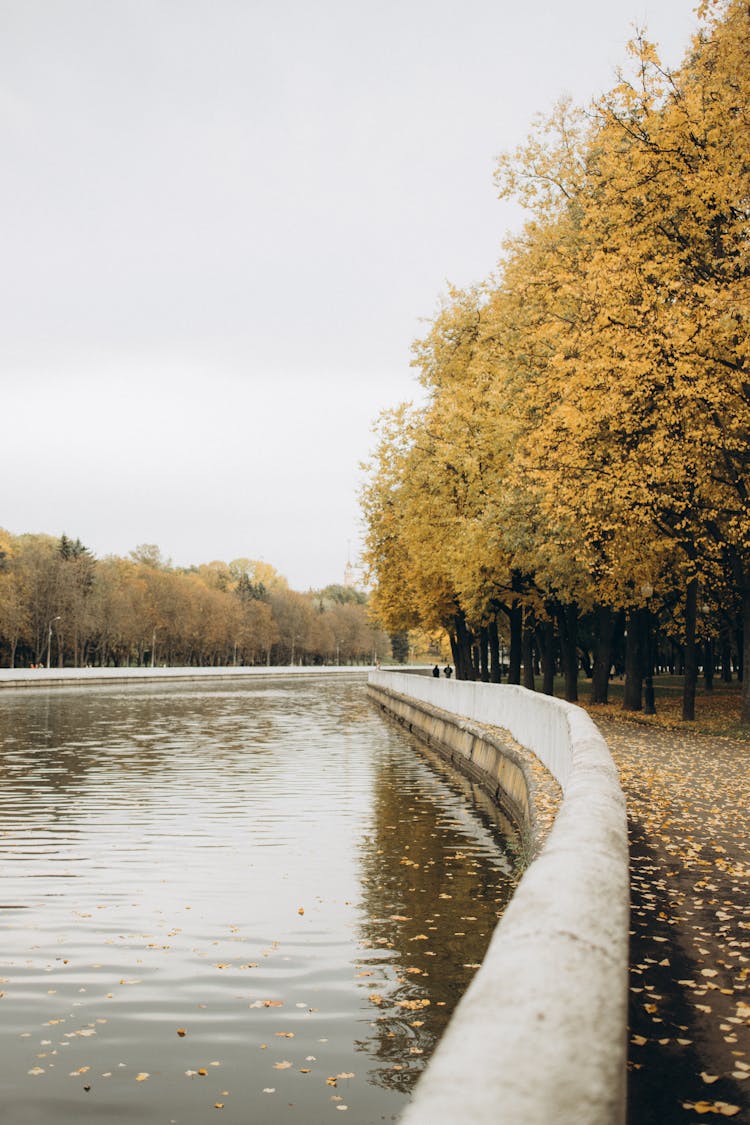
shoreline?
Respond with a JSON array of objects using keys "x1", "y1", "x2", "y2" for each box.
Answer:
[{"x1": 0, "y1": 665, "x2": 374, "y2": 689}]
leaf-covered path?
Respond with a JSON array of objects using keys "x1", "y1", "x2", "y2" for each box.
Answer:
[{"x1": 596, "y1": 719, "x2": 750, "y2": 1123}]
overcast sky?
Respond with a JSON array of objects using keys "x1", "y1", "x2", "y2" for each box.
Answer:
[{"x1": 2, "y1": 0, "x2": 701, "y2": 589}]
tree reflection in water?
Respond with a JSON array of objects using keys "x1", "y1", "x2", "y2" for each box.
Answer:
[{"x1": 354, "y1": 733, "x2": 519, "y2": 1093}]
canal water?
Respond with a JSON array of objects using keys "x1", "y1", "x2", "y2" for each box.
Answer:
[{"x1": 0, "y1": 675, "x2": 517, "y2": 1124}]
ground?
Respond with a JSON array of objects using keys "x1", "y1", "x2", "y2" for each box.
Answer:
[{"x1": 591, "y1": 710, "x2": 750, "y2": 1124}]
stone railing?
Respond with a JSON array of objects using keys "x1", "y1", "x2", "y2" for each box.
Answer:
[{"x1": 368, "y1": 670, "x2": 629, "y2": 1125}]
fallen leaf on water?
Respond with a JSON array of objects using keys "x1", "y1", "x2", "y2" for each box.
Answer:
[
  {"x1": 273, "y1": 1061, "x2": 292, "y2": 1070},
  {"x1": 684, "y1": 1102, "x2": 741, "y2": 1116},
  {"x1": 701, "y1": 1073, "x2": 720, "y2": 1084},
  {"x1": 177, "y1": 1029, "x2": 187, "y2": 1037},
  {"x1": 135, "y1": 1073, "x2": 149, "y2": 1082}
]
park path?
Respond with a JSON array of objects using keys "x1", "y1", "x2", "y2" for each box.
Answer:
[{"x1": 595, "y1": 718, "x2": 750, "y2": 1123}]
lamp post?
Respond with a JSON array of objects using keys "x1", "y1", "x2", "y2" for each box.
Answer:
[
  {"x1": 641, "y1": 583, "x2": 655, "y2": 715},
  {"x1": 46, "y1": 615, "x2": 61, "y2": 669},
  {"x1": 701, "y1": 602, "x2": 712, "y2": 691}
]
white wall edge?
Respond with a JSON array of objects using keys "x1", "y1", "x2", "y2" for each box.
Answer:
[
  {"x1": 0, "y1": 666, "x2": 371, "y2": 688},
  {"x1": 369, "y1": 670, "x2": 629, "y2": 1125}
]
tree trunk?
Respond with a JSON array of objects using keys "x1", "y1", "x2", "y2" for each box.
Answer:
[
  {"x1": 623, "y1": 609, "x2": 643, "y2": 712},
  {"x1": 454, "y1": 611, "x2": 475, "y2": 681},
  {"x1": 682, "y1": 577, "x2": 698, "y2": 722},
  {"x1": 556, "y1": 602, "x2": 579, "y2": 703},
  {"x1": 508, "y1": 601, "x2": 522, "y2": 685},
  {"x1": 591, "y1": 605, "x2": 616, "y2": 704},
  {"x1": 479, "y1": 626, "x2": 490, "y2": 682},
  {"x1": 579, "y1": 648, "x2": 593, "y2": 679},
  {"x1": 522, "y1": 607, "x2": 535, "y2": 691},
  {"x1": 488, "y1": 617, "x2": 501, "y2": 683},
  {"x1": 539, "y1": 616, "x2": 555, "y2": 696},
  {"x1": 703, "y1": 639, "x2": 714, "y2": 692},
  {"x1": 642, "y1": 608, "x2": 656, "y2": 716},
  {"x1": 742, "y1": 580, "x2": 750, "y2": 724}
]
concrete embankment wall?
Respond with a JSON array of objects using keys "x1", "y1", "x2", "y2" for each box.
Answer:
[
  {"x1": 368, "y1": 670, "x2": 629, "y2": 1125},
  {"x1": 0, "y1": 666, "x2": 368, "y2": 689}
]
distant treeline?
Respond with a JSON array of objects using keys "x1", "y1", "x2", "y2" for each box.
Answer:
[{"x1": 0, "y1": 531, "x2": 388, "y2": 669}]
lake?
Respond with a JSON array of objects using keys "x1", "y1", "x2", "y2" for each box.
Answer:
[{"x1": 0, "y1": 674, "x2": 517, "y2": 1124}]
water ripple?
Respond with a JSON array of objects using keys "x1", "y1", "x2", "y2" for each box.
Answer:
[{"x1": 0, "y1": 675, "x2": 516, "y2": 1124}]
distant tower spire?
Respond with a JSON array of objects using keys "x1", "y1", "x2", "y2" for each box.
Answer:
[{"x1": 344, "y1": 540, "x2": 355, "y2": 588}]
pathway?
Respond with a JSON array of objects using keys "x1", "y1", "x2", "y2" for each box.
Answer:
[{"x1": 597, "y1": 719, "x2": 750, "y2": 1123}]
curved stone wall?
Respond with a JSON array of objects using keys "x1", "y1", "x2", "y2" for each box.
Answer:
[{"x1": 368, "y1": 670, "x2": 629, "y2": 1125}]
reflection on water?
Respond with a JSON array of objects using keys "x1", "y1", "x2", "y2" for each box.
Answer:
[{"x1": 0, "y1": 676, "x2": 517, "y2": 1124}]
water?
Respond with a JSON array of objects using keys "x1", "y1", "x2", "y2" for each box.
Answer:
[{"x1": 0, "y1": 675, "x2": 517, "y2": 1124}]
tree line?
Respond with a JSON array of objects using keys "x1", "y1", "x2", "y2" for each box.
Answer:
[
  {"x1": 0, "y1": 530, "x2": 388, "y2": 669},
  {"x1": 362, "y1": 0, "x2": 750, "y2": 722}
]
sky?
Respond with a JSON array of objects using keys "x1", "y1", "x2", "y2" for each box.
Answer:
[{"x1": 1, "y1": 0, "x2": 702, "y2": 590}]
